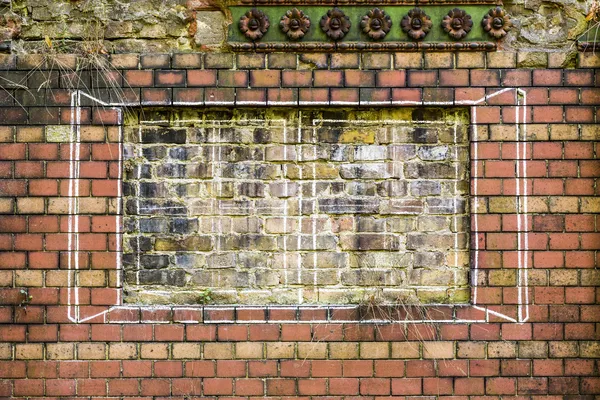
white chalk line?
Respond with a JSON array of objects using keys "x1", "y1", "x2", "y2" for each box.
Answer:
[{"x1": 67, "y1": 89, "x2": 529, "y2": 324}]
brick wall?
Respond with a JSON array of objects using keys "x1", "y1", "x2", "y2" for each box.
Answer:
[
  {"x1": 0, "y1": 50, "x2": 599, "y2": 398},
  {"x1": 123, "y1": 108, "x2": 470, "y2": 305}
]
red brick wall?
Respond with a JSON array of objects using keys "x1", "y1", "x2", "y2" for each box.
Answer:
[{"x1": 0, "y1": 51, "x2": 599, "y2": 398}]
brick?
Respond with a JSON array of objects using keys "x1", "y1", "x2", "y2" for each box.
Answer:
[
  {"x1": 331, "y1": 88, "x2": 359, "y2": 104},
  {"x1": 282, "y1": 70, "x2": 312, "y2": 87},
  {"x1": 533, "y1": 106, "x2": 563, "y2": 123},
  {"x1": 268, "y1": 53, "x2": 296, "y2": 69},
  {"x1": 204, "y1": 53, "x2": 234, "y2": 69},
  {"x1": 439, "y1": 69, "x2": 469, "y2": 86},
  {"x1": 16, "y1": 126, "x2": 44, "y2": 143},
  {"x1": 345, "y1": 70, "x2": 375, "y2": 87},
  {"x1": 392, "y1": 88, "x2": 421, "y2": 103},
  {"x1": 502, "y1": 69, "x2": 532, "y2": 86},
  {"x1": 218, "y1": 70, "x2": 248, "y2": 87},
  {"x1": 424, "y1": 52, "x2": 453, "y2": 69},
  {"x1": 533, "y1": 69, "x2": 563, "y2": 86},
  {"x1": 205, "y1": 88, "x2": 235, "y2": 104},
  {"x1": 187, "y1": 70, "x2": 217, "y2": 86},
  {"x1": 266, "y1": 378, "x2": 295, "y2": 395},
  {"x1": 172, "y1": 53, "x2": 202, "y2": 68},
  {"x1": 123, "y1": 70, "x2": 153, "y2": 87},
  {"x1": 565, "y1": 106, "x2": 594, "y2": 122},
  {"x1": 236, "y1": 88, "x2": 266, "y2": 105},
  {"x1": 249, "y1": 69, "x2": 280, "y2": 87},
  {"x1": 314, "y1": 70, "x2": 343, "y2": 87},
  {"x1": 331, "y1": 53, "x2": 359, "y2": 69},
  {"x1": 299, "y1": 88, "x2": 328, "y2": 105},
  {"x1": 457, "y1": 52, "x2": 485, "y2": 68},
  {"x1": 471, "y1": 70, "x2": 500, "y2": 86},
  {"x1": 140, "y1": 54, "x2": 171, "y2": 69},
  {"x1": 549, "y1": 87, "x2": 578, "y2": 104},
  {"x1": 407, "y1": 70, "x2": 437, "y2": 87}
]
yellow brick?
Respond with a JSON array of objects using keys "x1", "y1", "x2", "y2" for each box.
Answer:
[
  {"x1": 471, "y1": 198, "x2": 488, "y2": 214},
  {"x1": 204, "y1": 343, "x2": 234, "y2": 359},
  {"x1": 80, "y1": 126, "x2": 106, "y2": 142},
  {"x1": 489, "y1": 197, "x2": 517, "y2": 213},
  {"x1": 47, "y1": 198, "x2": 70, "y2": 214},
  {"x1": 487, "y1": 52, "x2": 516, "y2": 68},
  {"x1": 488, "y1": 270, "x2": 517, "y2": 286},
  {"x1": 457, "y1": 342, "x2": 486, "y2": 359},
  {"x1": 423, "y1": 341, "x2": 454, "y2": 359},
  {"x1": 581, "y1": 197, "x2": 600, "y2": 213},
  {"x1": 424, "y1": 52, "x2": 454, "y2": 68},
  {"x1": 235, "y1": 342, "x2": 264, "y2": 359},
  {"x1": 391, "y1": 342, "x2": 420, "y2": 359},
  {"x1": 15, "y1": 270, "x2": 43, "y2": 287},
  {"x1": 549, "y1": 270, "x2": 578, "y2": 286},
  {"x1": 550, "y1": 125, "x2": 578, "y2": 140},
  {"x1": 548, "y1": 197, "x2": 578, "y2": 213},
  {"x1": 17, "y1": 127, "x2": 44, "y2": 142},
  {"x1": 518, "y1": 341, "x2": 547, "y2": 358},
  {"x1": 580, "y1": 342, "x2": 600, "y2": 358},
  {"x1": 141, "y1": 343, "x2": 169, "y2": 359},
  {"x1": 579, "y1": 52, "x2": 600, "y2": 68},
  {"x1": 522, "y1": 197, "x2": 549, "y2": 213},
  {"x1": 0, "y1": 126, "x2": 13, "y2": 142},
  {"x1": 78, "y1": 271, "x2": 106, "y2": 287},
  {"x1": 15, "y1": 344, "x2": 43, "y2": 360},
  {"x1": 528, "y1": 270, "x2": 548, "y2": 286},
  {"x1": 172, "y1": 343, "x2": 201, "y2": 359},
  {"x1": 47, "y1": 343, "x2": 74, "y2": 360},
  {"x1": 329, "y1": 342, "x2": 358, "y2": 359},
  {"x1": 394, "y1": 52, "x2": 423, "y2": 69},
  {"x1": 46, "y1": 271, "x2": 73, "y2": 287},
  {"x1": 581, "y1": 125, "x2": 600, "y2": 140},
  {"x1": 457, "y1": 52, "x2": 485, "y2": 68},
  {"x1": 524, "y1": 124, "x2": 550, "y2": 141},
  {"x1": 79, "y1": 198, "x2": 107, "y2": 214},
  {"x1": 0, "y1": 343, "x2": 12, "y2": 359},
  {"x1": 266, "y1": 342, "x2": 295, "y2": 359},
  {"x1": 360, "y1": 342, "x2": 390, "y2": 359},
  {"x1": 16, "y1": 198, "x2": 45, "y2": 214},
  {"x1": 298, "y1": 343, "x2": 327, "y2": 359},
  {"x1": 489, "y1": 125, "x2": 516, "y2": 141},
  {"x1": 488, "y1": 342, "x2": 516, "y2": 358},
  {"x1": 0, "y1": 199, "x2": 13, "y2": 214},
  {"x1": 549, "y1": 341, "x2": 578, "y2": 358},
  {"x1": 77, "y1": 343, "x2": 106, "y2": 360},
  {"x1": 108, "y1": 343, "x2": 137, "y2": 360}
]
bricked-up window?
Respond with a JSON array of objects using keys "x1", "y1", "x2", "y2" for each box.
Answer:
[{"x1": 123, "y1": 108, "x2": 469, "y2": 305}]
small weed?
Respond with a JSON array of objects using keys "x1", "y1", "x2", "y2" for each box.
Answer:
[
  {"x1": 19, "y1": 289, "x2": 32, "y2": 307},
  {"x1": 197, "y1": 288, "x2": 214, "y2": 305}
]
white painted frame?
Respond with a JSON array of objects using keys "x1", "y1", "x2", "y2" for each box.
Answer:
[{"x1": 65, "y1": 88, "x2": 530, "y2": 324}]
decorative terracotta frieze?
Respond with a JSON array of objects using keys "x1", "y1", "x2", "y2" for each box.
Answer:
[
  {"x1": 481, "y1": 6, "x2": 511, "y2": 38},
  {"x1": 441, "y1": 8, "x2": 473, "y2": 39},
  {"x1": 239, "y1": 8, "x2": 270, "y2": 41},
  {"x1": 228, "y1": 4, "x2": 508, "y2": 51},
  {"x1": 280, "y1": 8, "x2": 311, "y2": 40},
  {"x1": 401, "y1": 8, "x2": 432, "y2": 40},
  {"x1": 360, "y1": 8, "x2": 392, "y2": 40},
  {"x1": 320, "y1": 8, "x2": 352, "y2": 40}
]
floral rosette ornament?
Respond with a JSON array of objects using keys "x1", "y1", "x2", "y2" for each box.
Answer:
[
  {"x1": 360, "y1": 8, "x2": 392, "y2": 40},
  {"x1": 280, "y1": 8, "x2": 311, "y2": 40},
  {"x1": 401, "y1": 8, "x2": 432, "y2": 40},
  {"x1": 482, "y1": 7, "x2": 512, "y2": 39},
  {"x1": 442, "y1": 8, "x2": 473, "y2": 40},
  {"x1": 239, "y1": 9, "x2": 270, "y2": 41},
  {"x1": 320, "y1": 8, "x2": 351, "y2": 40}
]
